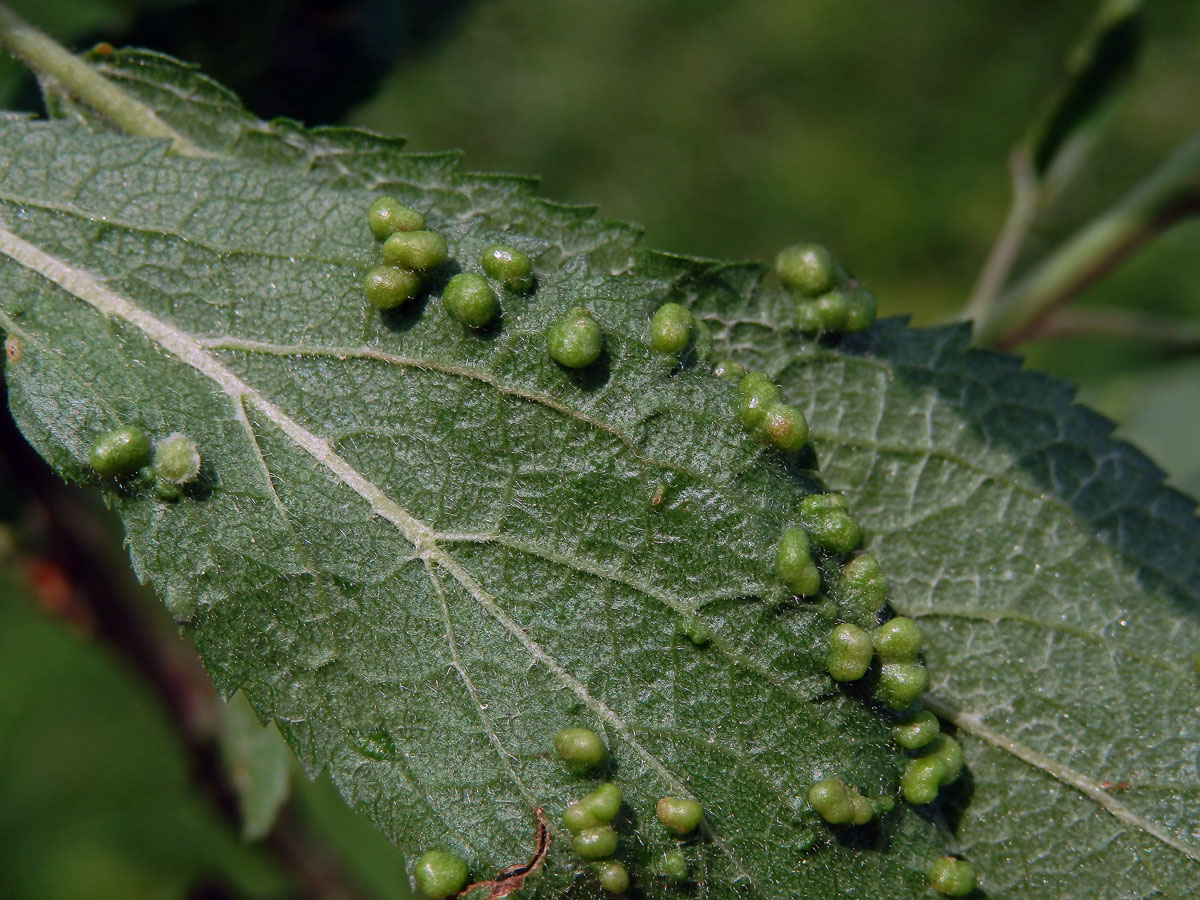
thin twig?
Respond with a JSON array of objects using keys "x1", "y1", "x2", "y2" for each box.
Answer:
[
  {"x1": 963, "y1": 149, "x2": 1040, "y2": 324},
  {"x1": 974, "y1": 130, "x2": 1200, "y2": 347},
  {"x1": 0, "y1": 3, "x2": 208, "y2": 157},
  {"x1": 1003, "y1": 306, "x2": 1200, "y2": 351}
]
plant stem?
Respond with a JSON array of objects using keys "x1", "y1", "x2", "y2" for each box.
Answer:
[
  {"x1": 973, "y1": 130, "x2": 1200, "y2": 347},
  {"x1": 963, "y1": 149, "x2": 1040, "y2": 324},
  {"x1": 1007, "y1": 307, "x2": 1200, "y2": 350},
  {"x1": 0, "y1": 4, "x2": 207, "y2": 157}
]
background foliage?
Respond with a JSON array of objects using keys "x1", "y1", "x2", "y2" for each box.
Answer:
[{"x1": 1, "y1": 1, "x2": 1198, "y2": 898}]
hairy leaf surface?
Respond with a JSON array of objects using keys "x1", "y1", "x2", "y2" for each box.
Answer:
[{"x1": 2, "y1": 49, "x2": 1199, "y2": 900}]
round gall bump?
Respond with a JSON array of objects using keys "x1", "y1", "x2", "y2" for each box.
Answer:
[
  {"x1": 843, "y1": 286, "x2": 878, "y2": 332},
  {"x1": 737, "y1": 372, "x2": 780, "y2": 430},
  {"x1": 367, "y1": 197, "x2": 424, "y2": 240},
  {"x1": 413, "y1": 850, "x2": 468, "y2": 898},
  {"x1": 776, "y1": 527, "x2": 820, "y2": 597},
  {"x1": 901, "y1": 756, "x2": 944, "y2": 805},
  {"x1": 808, "y1": 778, "x2": 856, "y2": 825},
  {"x1": 872, "y1": 617, "x2": 923, "y2": 663},
  {"x1": 929, "y1": 857, "x2": 977, "y2": 896},
  {"x1": 656, "y1": 796, "x2": 704, "y2": 834},
  {"x1": 776, "y1": 243, "x2": 837, "y2": 297},
  {"x1": 649, "y1": 302, "x2": 694, "y2": 354},
  {"x1": 555, "y1": 726, "x2": 608, "y2": 769},
  {"x1": 657, "y1": 849, "x2": 688, "y2": 881},
  {"x1": 364, "y1": 266, "x2": 422, "y2": 309},
  {"x1": 547, "y1": 307, "x2": 603, "y2": 368},
  {"x1": 591, "y1": 859, "x2": 630, "y2": 894},
  {"x1": 153, "y1": 432, "x2": 200, "y2": 485},
  {"x1": 827, "y1": 624, "x2": 873, "y2": 682},
  {"x1": 798, "y1": 493, "x2": 863, "y2": 554},
  {"x1": 443, "y1": 273, "x2": 500, "y2": 328},
  {"x1": 381, "y1": 230, "x2": 448, "y2": 271},
  {"x1": 580, "y1": 782, "x2": 622, "y2": 823},
  {"x1": 481, "y1": 244, "x2": 534, "y2": 292},
  {"x1": 893, "y1": 710, "x2": 940, "y2": 750},
  {"x1": 90, "y1": 426, "x2": 152, "y2": 478},
  {"x1": 572, "y1": 825, "x2": 618, "y2": 859},
  {"x1": 713, "y1": 359, "x2": 747, "y2": 380},
  {"x1": 876, "y1": 662, "x2": 930, "y2": 710},
  {"x1": 563, "y1": 801, "x2": 600, "y2": 834},
  {"x1": 762, "y1": 404, "x2": 809, "y2": 452}
]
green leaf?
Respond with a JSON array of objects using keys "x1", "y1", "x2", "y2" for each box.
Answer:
[
  {"x1": 2, "y1": 48, "x2": 1198, "y2": 900},
  {"x1": 219, "y1": 690, "x2": 292, "y2": 841},
  {"x1": 1023, "y1": 0, "x2": 1144, "y2": 183}
]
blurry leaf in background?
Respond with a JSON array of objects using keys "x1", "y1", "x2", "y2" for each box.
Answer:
[
  {"x1": 218, "y1": 691, "x2": 291, "y2": 842},
  {"x1": 0, "y1": 571, "x2": 283, "y2": 900}
]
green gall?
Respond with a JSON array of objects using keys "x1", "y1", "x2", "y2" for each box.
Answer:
[
  {"x1": 572, "y1": 825, "x2": 618, "y2": 859},
  {"x1": 678, "y1": 617, "x2": 711, "y2": 647},
  {"x1": 737, "y1": 372, "x2": 780, "y2": 430},
  {"x1": 776, "y1": 243, "x2": 836, "y2": 297},
  {"x1": 827, "y1": 624, "x2": 873, "y2": 682},
  {"x1": 579, "y1": 782, "x2": 622, "y2": 824},
  {"x1": 901, "y1": 756, "x2": 944, "y2": 804},
  {"x1": 381, "y1": 230, "x2": 449, "y2": 271},
  {"x1": 563, "y1": 801, "x2": 600, "y2": 834},
  {"x1": 649, "y1": 302, "x2": 694, "y2": 355},
  {"x1": 547, "y1": 307, "x2": 603, "y2": 368},
  {"x1": 927, "y1": 734, "x2": 964, "y2": 786},
  {"x1": 876, "y1": 662, "x2": 929, "y2": 710},
  {"x1": 838, "y1": 554, "x2": 889, "y2": 624},
  {"x1": 798, "y1": 493, "x2": 863, "y2": 554},
  {"x1": 480, "y1": 244, "x2": 533, "y2": 292},
  {"x1": 893, "y1": 710, "x2": 940, "y2": 750},
  {"x1": 656, "y1": 796, "x2": 704, "y2": 834},
  {"x1": 590, "y1": 860, "x2": 630, "y2": 894},
  {"x1": 555, "y1": 726, "x2": 607, "y2": 769},
  {"x1": 794, "y1": 301, "x2": 825, "y2": 334},
  {"x1": 442, "y1": 273, "x2": 500, "y2": 328},
  {"x1": 807, "y1": 778, "x2": 857, "y2": 825},
  {"x1": 153, "y1": 432, "x2": 200, "y2": 485},
  {"x1": 850, "y1": 794, "x2": 876, "y2": 826},
  {"x1": 842, "y1": 286, "x2": 878, "y2": 332},
  {"x1": 413, "y1": 850, "x2": 468, "y2": 898},
  {"x1": 364, "y1": 265, "x2": 422, "y2": 310},
  {"x1": 872, "y1": 617, "x2": 923, "y2": 663},
  {"x1": 712, "y1": 359, "x2": 746, "y2": 379},
  {"x1": 89, "y1": 426, "x2": 152, "y2": 478},
  {"x1": 762, "y1": 404, "x2": 809, "y2": 452},
  {"x1": 929, "y1": 857, "x2": 977, "y2": 896},
  {"x1": 775, "y1": 527, "x2": 820, "y2": 597},
  {"x1": 367, "y1": 196, "x2": 424, "y2": 240},
  {"x1": 656, "y1": 849, "x2": 688, "y2": 882},
  {"x1": 154, "y1": 478, "x2": 183, "y2": 502},
  {"x1": 804, "y1": 292, "x2": 852, "y2": 333}
]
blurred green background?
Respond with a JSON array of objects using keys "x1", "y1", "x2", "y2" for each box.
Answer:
[{"x1": 1, "y1": 1, "x2": 1198, "y2": 897}]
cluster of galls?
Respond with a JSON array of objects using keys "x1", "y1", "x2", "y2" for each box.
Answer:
[
  {"x1": 556, "y1": 727, "x2": 704, "y2": 893},
  {"x1": 767, "y1": 484, "x2": 971, "y2": 893},
  {"x1": 775, "y1": 242, "x2": 877, "y2": 334},
  {"x1": 411, "y1": 726, "x2": 705, "y2": 897},
  {"x1": 363, "y1": 196, "x2": 533, "y2": 329},
  {"x1": 89, "y1": 425, "x2": 201, "y2": 501}
]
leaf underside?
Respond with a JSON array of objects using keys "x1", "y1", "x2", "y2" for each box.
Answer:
[{"x1": 0, "y1": 49, "x2": 1197, "y2": 900}]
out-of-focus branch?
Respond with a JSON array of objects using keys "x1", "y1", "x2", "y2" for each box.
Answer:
[
  {"x1": 1012, "y1": 307, "x2": 1200, "y2": 350},
  {"x1": 975, "y1": 130, "x2": 1200, "y2": 348}
]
